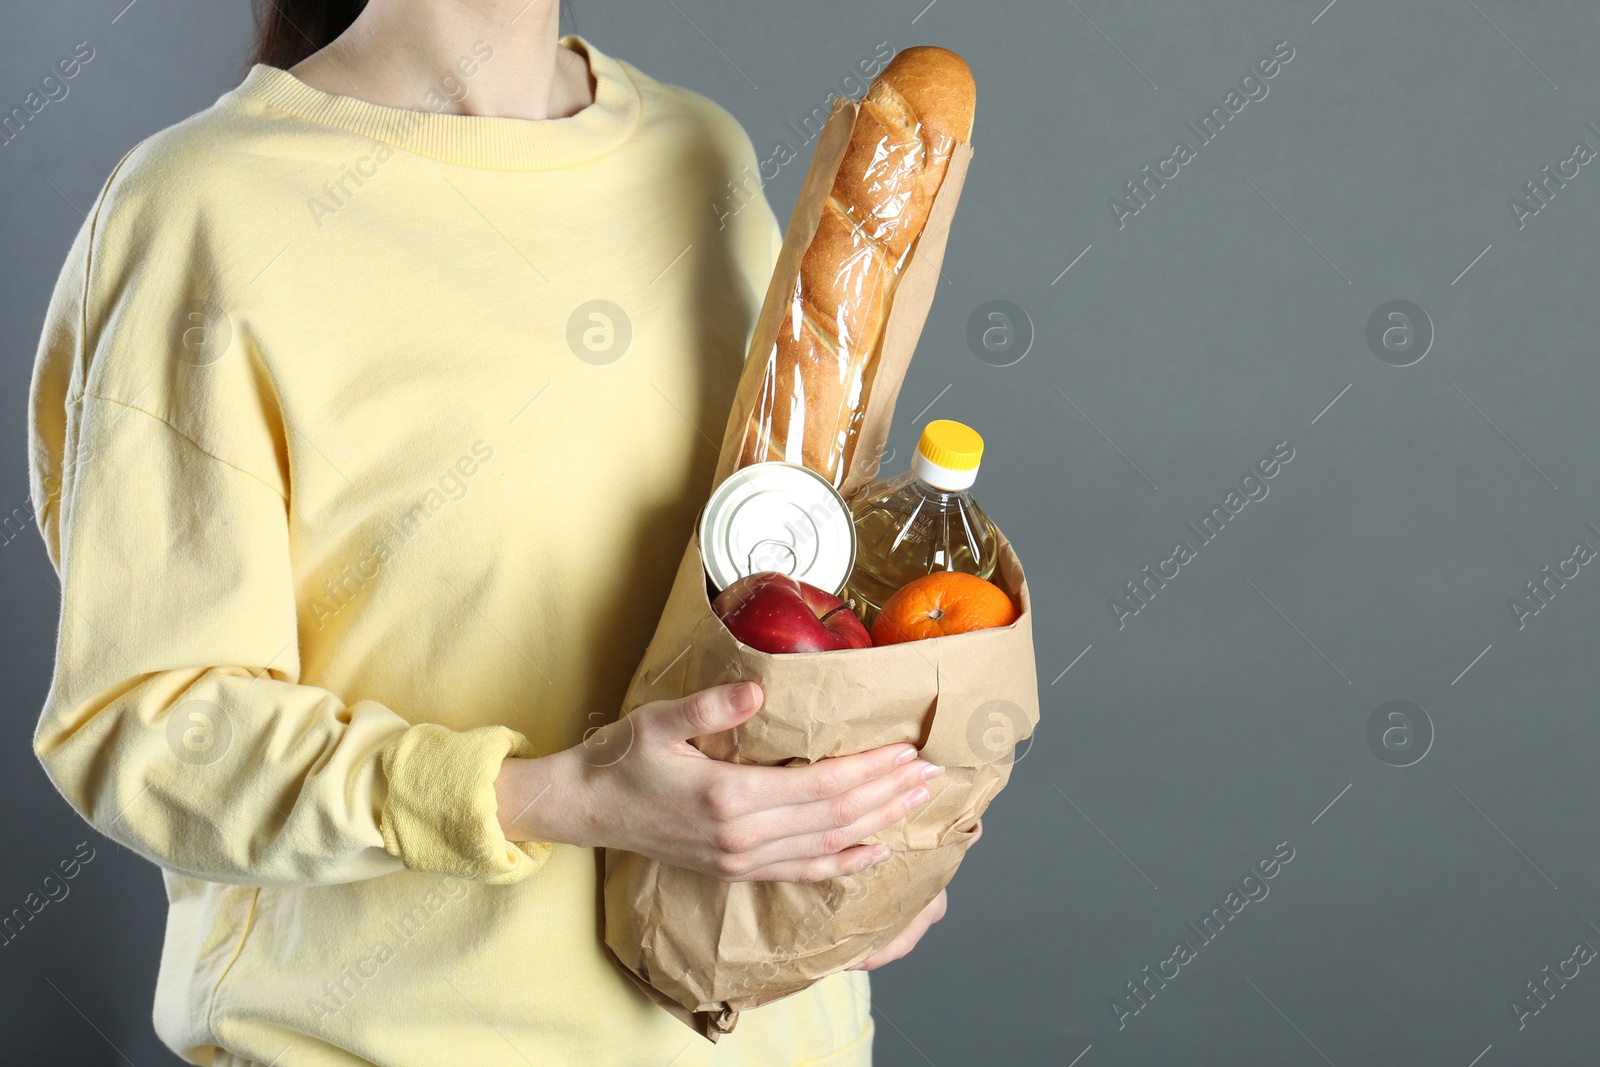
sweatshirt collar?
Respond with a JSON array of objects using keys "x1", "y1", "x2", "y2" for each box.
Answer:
[{"x1": 234, "y1": 35, "x2": 640, "y2": 171}]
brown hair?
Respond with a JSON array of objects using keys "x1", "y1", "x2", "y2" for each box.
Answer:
[{"x1": 248, "y1": 0, "x2": 368, "y2": 70}]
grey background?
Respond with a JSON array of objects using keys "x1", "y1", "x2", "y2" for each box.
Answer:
[{"x1": 4, "y1": 1, "x2": 1598, "y2": 1064}]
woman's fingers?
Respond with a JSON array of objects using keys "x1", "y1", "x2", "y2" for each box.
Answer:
[
  {"x1": 640, "y1": 681, "x2": 764, "y2": 745},
  {"x1": 767, "y1": 743, "x2": 926, "y2": 807},
  {"x1": 731, "y1": 842, "x2": 890, "y2": 884},
  {"x1": 851, "y1": 889, "x2": 948, "y2": 971},
  {"x1": 694, "y1": 748, "x2": 940, "y2": 883},
  {"x1": 712, "y1": 778, "x2": 935, "y2": 878},
  {"x1": 744, "y1": 758, "x2": 942, "y2": 843}
]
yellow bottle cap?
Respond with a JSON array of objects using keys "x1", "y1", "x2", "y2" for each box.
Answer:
[{"x1": 916, "y1": 420, "x2": 984, "y2": 471}]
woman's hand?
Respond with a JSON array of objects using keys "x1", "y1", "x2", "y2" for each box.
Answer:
[
  {"x1": 494, "y1": 682, "x2": 943, "y2": 883},
  {"x1": 850, "y1": 819, "x2": 982, "y2": 971}
]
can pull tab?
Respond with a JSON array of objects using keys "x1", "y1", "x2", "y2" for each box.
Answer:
[{"x1": 746, "y1": 540, "x2": 799, "y2": 576}]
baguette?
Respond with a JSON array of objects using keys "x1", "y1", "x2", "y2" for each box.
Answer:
[{"x1": 737, "y1": 47, "x2": 976, "y2": 484}]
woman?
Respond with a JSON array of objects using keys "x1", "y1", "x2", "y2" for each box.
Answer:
[{"x1": 26, "y1": 1, "x2": 961, "y2": 1064}]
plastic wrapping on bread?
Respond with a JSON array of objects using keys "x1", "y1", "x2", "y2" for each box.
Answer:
[{"x1": 736, "y1": 47, "x2": 976, "y2": 486}]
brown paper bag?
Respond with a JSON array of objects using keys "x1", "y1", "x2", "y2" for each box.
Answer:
[
  {"x1": 602, "y1": 94, "x2": 1040, "y2": 1040},
  {"x1": 604, "y1": 528, "x2": 1037, "y2": 1037}
]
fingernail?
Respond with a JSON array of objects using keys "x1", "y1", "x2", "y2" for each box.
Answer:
[
  {"x1": 908, "y1": 786, "x2": 931, "y2": 806},
  {"x1": 920, "y1": 763, "x2": 945, "y2": 781},
  {"x1": 872, "y1": 846, "x2": 891, "y2": 863},
  {"x1": 729, "y1": 682, "x2": 759, "y2": 714},
  {"x1": 894, "y1": 746, "x2": 919, "y2": 765}
]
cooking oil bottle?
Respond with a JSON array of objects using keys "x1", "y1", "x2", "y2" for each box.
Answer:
[{"x1": 845, "y1": 420, "x2": 999, "y2": 627}]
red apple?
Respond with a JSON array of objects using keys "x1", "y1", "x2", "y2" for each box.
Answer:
[{"x1": 712, "y1": 572, "x2": 871, "y2": 654}]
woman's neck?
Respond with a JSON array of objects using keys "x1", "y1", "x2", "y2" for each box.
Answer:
[{"x1": 288, "y1": 0, "x2": 595, "y2": 120}]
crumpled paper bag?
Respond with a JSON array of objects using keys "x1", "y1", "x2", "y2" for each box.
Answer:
[{"x1": 603, "y1": 526, "x2": 1037, "y2": 1038}]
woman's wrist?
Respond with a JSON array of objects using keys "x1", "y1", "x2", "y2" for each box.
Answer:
[{"x1": 494, "y1": 748, "x2": 598, "y2": 848}]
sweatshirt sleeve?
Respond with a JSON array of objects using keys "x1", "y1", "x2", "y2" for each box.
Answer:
[{"x1": 28, "y1": 148, "x2": 552, "y2": 889}]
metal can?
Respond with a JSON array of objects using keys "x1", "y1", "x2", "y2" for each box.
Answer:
[{"x1": 699, "y1": 462, "x2": 857, "y2": 596}]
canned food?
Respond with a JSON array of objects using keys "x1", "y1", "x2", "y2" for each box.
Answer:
[{"x1": 699, "y1": 462, "x2": 857, "y2": 595}]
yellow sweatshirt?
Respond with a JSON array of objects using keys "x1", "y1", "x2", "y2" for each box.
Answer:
[{"x1": 28, "y1": 35, "x2": 873, "y2": 1067}]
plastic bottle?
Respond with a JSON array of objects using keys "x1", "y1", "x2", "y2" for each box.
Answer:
[{"x1": 844, "y1": 419, "x2": 999, "y2": 627}]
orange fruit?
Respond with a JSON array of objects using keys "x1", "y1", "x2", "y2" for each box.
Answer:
[{"x1": 871, "y1": 571, "x2": 1019, "y2": 645}]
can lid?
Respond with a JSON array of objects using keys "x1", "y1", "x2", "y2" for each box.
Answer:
[{"x1": 699, "y1": 462, "x2": 857, "y2": 595}]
